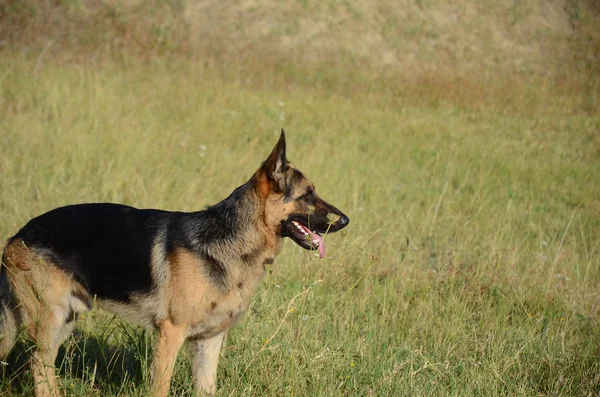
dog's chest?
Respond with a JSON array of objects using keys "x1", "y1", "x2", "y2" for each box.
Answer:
[
  {"x1": 187, "y1": 272, "x2": 264, "y2": 339},
  {"x1": 167, "y1": 247, "x2": 274, "y2": 339}
]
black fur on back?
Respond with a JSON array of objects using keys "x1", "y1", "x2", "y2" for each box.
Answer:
[{"x1": 11, "y1": 179, "x2": 258, "y2": 302}]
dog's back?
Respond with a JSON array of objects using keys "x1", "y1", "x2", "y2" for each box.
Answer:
[{"x1": 12, "y1": 203, "x2": 169, "y2": 302}]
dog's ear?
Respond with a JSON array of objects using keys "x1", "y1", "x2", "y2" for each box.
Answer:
[{"x1": 257, "y1": 129, "x2": 288, "y2": 195}]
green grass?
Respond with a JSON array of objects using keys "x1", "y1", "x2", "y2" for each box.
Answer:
[{"x1": 0, "y1": 51, "x2": 599, "y2": 396}]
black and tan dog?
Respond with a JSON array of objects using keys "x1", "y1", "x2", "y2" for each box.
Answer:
[{"x1": 0, "y1": 131, "x2": 348, "y2": 397}]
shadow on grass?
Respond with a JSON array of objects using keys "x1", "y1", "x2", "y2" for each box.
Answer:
[{"x1": 1, "y1": 328, "x2": 152, "y2": 395}]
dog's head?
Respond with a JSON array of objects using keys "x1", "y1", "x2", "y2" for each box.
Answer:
[{"x1": 255, "y1": 130, "x2": 349, "y2": 258}]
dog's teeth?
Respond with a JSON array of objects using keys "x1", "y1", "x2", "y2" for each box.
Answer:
[{"x1": 292, "y1": 221, "x2": 311, "y2": 237}]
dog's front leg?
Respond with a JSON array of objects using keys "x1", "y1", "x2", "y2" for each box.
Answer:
[
  {"x1": 151, "y1": 319, "x2": 187, "y2": 397},
  {"x1": 187, "y1": 331, "x2": 226, "y2": 396}
]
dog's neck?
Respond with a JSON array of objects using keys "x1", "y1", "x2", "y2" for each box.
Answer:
[{"x1": 188, "y1": 177, "x2": 283, "y2": 266}]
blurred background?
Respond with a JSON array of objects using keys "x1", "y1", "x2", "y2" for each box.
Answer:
[{"x1": 2, "y1": 0, "x2": 599, "y2": 92}]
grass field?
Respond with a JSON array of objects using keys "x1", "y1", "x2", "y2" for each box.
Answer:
[{"x1": 1, "y1": 1, "x2": 600, "y2": 396}]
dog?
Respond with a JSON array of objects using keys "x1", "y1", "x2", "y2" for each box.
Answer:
[{"x1": 0, "y1": 131, "x2": 349, "y2": 397}]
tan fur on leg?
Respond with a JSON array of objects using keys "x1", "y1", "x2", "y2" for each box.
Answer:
[
  {"x1": 152, "y1": 319, "x2": 187, "y2": 397},
  {"x1": 3, "y1": 240, "x2": 85, "y2": 397},
  {"x1": 31, "y1": 327, "x2": 61, "y2": 397},
  {"x1": 30, "y1": 308, "x2": 75, "y2": 397}
]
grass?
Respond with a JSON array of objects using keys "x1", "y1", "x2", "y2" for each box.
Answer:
[{"x1": 1, "y1": 18, "x2": 600, "y2": 396}]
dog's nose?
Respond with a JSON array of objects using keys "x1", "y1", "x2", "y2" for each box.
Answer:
[{"x1": 339, "y1": 214, "x2": 349, "y2": 228}]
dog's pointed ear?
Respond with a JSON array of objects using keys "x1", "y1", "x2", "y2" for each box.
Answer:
[
  {"x1": 257, "y1": 129, "x2": 288, "y2": 194},
  {"x1": 263, "y1": 129, "x2": 288, "y2": 180}
]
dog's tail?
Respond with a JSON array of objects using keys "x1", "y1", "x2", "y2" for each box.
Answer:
[{"x1": 0, "y1": 239, "x2": 20, "y2": 359}]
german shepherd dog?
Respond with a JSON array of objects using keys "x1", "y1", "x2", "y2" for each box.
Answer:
[{"x1": 0, "y1": 131, "x2": 348, "y2": 397}]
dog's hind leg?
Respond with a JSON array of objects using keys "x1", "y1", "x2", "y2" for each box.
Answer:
[
  {"x1": 28, "y1": 305, "x2": 74, "y2": 397},
  {"x1": 187, "y1": 331, "x2": 226, "y2": 396},
  {"x1": 151, "y1": 319, "x2": 187, "y2": 397},
  {"x1": 28, "y1": 286, "x2": 87, "y2": 397},
  {"x1": 2, "y1": 240, "x2": 89, "y2": 397}
]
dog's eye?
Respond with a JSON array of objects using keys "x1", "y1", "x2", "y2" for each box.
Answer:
[{"x1": 300, "y1": 188, "x2": 315, "y2": 201}]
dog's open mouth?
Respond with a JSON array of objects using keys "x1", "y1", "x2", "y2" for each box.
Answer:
[{"x1": 284, "y1": 219, "x2": 326, "y2": 258}]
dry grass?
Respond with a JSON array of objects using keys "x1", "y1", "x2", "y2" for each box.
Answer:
[{"x1": 1, "y1": 0, "x2": 599, "y2": 73}]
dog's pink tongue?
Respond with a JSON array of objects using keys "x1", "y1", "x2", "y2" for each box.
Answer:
[{"x1": 307, "y1": 230, "x2": 326, "y2": 258}]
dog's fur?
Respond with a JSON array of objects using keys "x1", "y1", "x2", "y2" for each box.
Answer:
[{"x1": 0, "y1": 131, "x2": 348, "y2": 397}]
